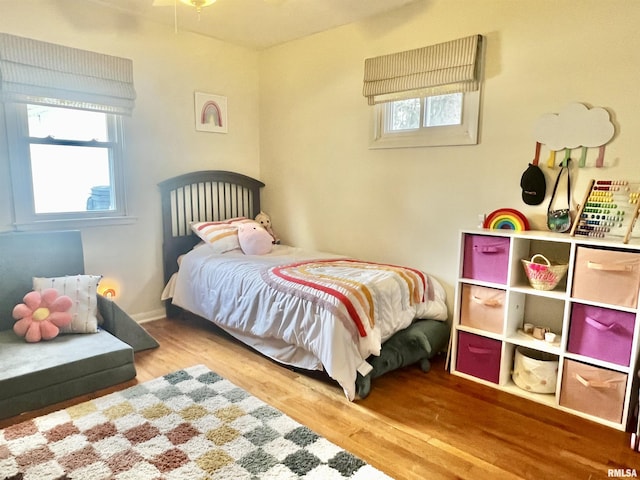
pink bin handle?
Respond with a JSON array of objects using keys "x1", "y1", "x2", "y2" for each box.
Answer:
[
  {"x1": 475, "y1": 246, "x2": 502, "y2": 254},
  {"x1": 467, "y1": 345, "x2": 494, "y2": 355},
  {"x1": 587, "y1": 260, "x2": 635, "y2": 272},
  {"x1": 584, "y1": 316, "x2": 617, "y2": 332},
  {"x1": 575, "y1": 374, "x2": 622, "y2": 389},
  {"x1": 472, "y1": 295, "x2": 502, "y2": 308}
]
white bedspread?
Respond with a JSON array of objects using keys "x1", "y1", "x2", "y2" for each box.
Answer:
[{"x1": 171, "y1": 244, "x2": 448, "y2": 400}]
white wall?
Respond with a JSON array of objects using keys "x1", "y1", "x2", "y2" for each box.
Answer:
[
  {"x1": 259, "y1": 0, "x2": 640, "y2": 311},
  {"x1": 0, "y1": 0, "x2": 261, "y2": 319},
  {"x1": 1, "y1": 0, "x2": 639, "y2": 320}
]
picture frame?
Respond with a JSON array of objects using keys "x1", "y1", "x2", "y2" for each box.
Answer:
[{"x1": 194, "y1": 92, "x2": 227, "y2": 133}]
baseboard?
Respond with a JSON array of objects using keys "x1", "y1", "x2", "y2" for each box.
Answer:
[{"x1": 131, "y1": 308, "x2": 166, "y2": 324}]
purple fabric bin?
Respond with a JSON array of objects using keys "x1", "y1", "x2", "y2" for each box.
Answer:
[
  {"x1": 568, "y1": 303, "x2": 636, "y2": 367},
  {"x1": 456, "y1": 332, "x2": 501, "y2": 384},
  {"x1": 462, "y1": 235, "x2": 510, "y2": 284}
]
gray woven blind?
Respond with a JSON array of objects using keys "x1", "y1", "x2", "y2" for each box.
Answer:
[
  {"x1": 0, "y1": 33, "x2": 136, "y2": 115},
  {"x1": 363, "y1": 34, "x2": 483, "y2": 105}
]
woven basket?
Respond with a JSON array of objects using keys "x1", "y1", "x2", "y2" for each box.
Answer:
[{"x1": 521, "y1": 254, "x2": 569, "y2": 291}]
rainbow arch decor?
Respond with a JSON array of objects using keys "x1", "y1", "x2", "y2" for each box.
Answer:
[
  {"x1": 201, "y1": 101, "x2": 222, "y2": 127},
  {"x1": 194, "y1": 92, "x2": 228, "y2": 133},
  {"x1": 483, "y1": 208, "x2": 530, "y2": 231}
]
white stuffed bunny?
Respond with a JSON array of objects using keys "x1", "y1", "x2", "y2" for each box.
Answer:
[{"x1": 254, "y1": 211, "x2": 280, "y2": 244}]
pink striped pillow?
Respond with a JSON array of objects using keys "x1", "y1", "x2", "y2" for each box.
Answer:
[{"x1": 191, "y1": 217, "x2": 254, "y2": 253}]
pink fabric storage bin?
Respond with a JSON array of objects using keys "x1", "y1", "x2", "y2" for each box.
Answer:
[
  {"x1": 568, "y1": 303, "x2": 636, "y2": 367},
  {"x1": 460, "y1": 284, "x2": 505, "y2": 334},
  {"x1": 572, "y1": 247, "x2": 640, "y2": 308},
  {"x1": 560, "y1": 359, "x2": 627, "y2": 423},
  {"x1": 456, "y1": 332, "x2": 501, "y2": 384},
  {"x1": 462, "y1": 235, "x2": 510, "y2": 284}
]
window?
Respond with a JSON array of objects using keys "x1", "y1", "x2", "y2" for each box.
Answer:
[
  {"x1": 390, "y1": 93, "x2": 461, "y2": 130},
  {"x1": 370, "y1": 90, "x2": 480, "y2": 148},
  {"x1": 6, "y1": 103, "x2": 128, "y2": 226},
  {"x1": 0, "y1": 33, "x2": 136, "y2": 229},
  {"x1": 362, "y1": 34, "x2": 484, "y2": 149}
]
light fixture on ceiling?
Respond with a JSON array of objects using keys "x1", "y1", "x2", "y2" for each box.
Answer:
[{"x1": 179, "y1": 0, "x2": 216, "y2": 14}]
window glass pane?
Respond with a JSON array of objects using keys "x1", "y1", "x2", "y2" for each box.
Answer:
[
  {"x1": 424, "y1": 93, "x2": 463, "y2": 127},
  {"x1": 30, "y1": 144, "x2": 112, "y2": 213},
  {"x1": 27, "y1": 104, "x2": 108, "y2": 141},
  {"x1": 389, "y1": 99, "x2": 421, "y2": 131}
]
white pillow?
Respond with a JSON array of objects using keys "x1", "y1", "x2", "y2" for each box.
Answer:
[
  {"x1": 191, "y1": 217, "x2": 254, "y2": 254},
  {"x1": 33, "y1": 275, "x2": 102, "y2": 334}
]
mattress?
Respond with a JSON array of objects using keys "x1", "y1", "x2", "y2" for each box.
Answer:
[{"x1": 171, "y1": 244, "x2": 448, "y2": 400}]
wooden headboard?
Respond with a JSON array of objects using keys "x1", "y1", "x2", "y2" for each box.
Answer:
[
  {"x1": 158, "y1": 170, "x2": 265, "y2": 317},
  {"x1": 0, "y1": 230, "x2": 85, "y2": 331}
]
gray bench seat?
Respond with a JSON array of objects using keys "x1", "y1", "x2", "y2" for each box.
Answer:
[
  {"x1": 0, "y1": 230, "x2": 158, "y2": 420},
  {"x1": 0, "y1": 329, "x2": 135, "y2": 419}
]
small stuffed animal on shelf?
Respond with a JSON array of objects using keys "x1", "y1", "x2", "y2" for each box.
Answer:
[{"x1": 255, "y1": 211, "x2": 280, "y2": 244}]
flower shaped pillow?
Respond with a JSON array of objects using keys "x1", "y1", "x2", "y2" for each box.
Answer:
[{"x1": 12, "y1": 288, "x2": 73, "y2": 342}]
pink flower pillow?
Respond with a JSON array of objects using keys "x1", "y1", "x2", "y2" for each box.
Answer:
[{"x1": 12, "y1": 288, "x2": 73, "y2": 343}]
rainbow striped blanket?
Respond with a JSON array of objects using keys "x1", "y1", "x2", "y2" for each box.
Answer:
[{"x1": 261, "y1": 259, "x2": 433, "y2": 338}]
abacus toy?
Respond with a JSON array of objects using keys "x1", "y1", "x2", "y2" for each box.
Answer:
[{"x1": 571, "y1": 180, "x2": 640, "y2": 243}]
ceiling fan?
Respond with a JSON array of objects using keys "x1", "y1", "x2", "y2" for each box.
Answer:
[
  {"x1": 152, "y1": 0, "x2": 287, "y2": 14},
  {"x1": 152, "y1": 0, "x2": 216, "y2": 14}
]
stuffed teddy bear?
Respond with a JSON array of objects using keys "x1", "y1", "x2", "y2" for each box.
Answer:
[
  {"x1": 12, "y1": 288, "x2": 73, "y2": 343},
  {"x1": 238, "y1": 221, "x2": 274, "y2": 255},
  {"x1": 255, "y1": 211, "x2": 280, "y2": 244},
  {"x1": 355, "y1": 319, "x2": 449, "y2": 399}
]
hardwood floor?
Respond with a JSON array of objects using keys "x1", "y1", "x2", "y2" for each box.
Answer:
[{"x1": 3, "y1": 315, "x2": 639, "y2": 479}]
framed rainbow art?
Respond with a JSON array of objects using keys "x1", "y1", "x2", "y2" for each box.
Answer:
[
  {"x1": 194, "y1": 92, "x2": 228, "y2": 134},
  {"x1": 483, "y1": 208, "x2": 530, "y2": 231}
]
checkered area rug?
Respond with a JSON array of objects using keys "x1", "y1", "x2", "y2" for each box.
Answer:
[{"x1": 0, "y1": 365, "x2": 391, "y2": 480}]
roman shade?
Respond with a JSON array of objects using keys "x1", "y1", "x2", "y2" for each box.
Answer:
[
  {"x1": 0, "y1": 33, "x2": 136, "y2": 115},
  {"x1": 363, "y1": 34, "x2": 483, "y2": 105}
]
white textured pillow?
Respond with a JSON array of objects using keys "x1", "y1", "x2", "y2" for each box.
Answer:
[
  {"x1": 191, "y1": 217, "x2": 254, "y2": 254},
  {"x1": 33, "y1": 275, "x2": 102, "y2": 333}
]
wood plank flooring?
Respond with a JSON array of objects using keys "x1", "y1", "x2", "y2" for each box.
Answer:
[{"x1": 2, "y1": 315, "x2": 639, "y2": 479}]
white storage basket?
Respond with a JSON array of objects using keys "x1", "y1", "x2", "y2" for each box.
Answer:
[{"x1": 512, "y1": 346, "x2": 558, "y2": 394}]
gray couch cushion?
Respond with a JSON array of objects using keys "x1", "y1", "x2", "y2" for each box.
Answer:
[
  {"x1": 0, "y1": 329, "x2": 135, "y2": 419},
  {"x1": 98, "y1": 295, "x2": 159, "y2": 352},
  {"x1": 0, "y1": 231, "x2": 84, "y2": 331},
  {"x1": 0, "y1": 230, "x2": 157, "y2": 420}
]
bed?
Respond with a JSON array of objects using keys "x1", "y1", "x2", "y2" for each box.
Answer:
[{"x1": 159, "y1": 170, "x2": 449, "y2": 400}]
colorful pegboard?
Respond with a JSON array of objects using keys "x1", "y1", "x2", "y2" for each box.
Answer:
[
  {"x1": 571, "y1": 180, "x2": 640, "y2": 243},
  {"x1": 483, "y1": 208, "x2": 530, "y2": 231}
]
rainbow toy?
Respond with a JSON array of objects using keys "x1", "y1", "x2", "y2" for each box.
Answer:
[{"x1": 483, "y1": 208, "x2": 530, "y2": 231}]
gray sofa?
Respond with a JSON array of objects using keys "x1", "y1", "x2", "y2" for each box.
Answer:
[{"x1": 0, "y1": 230, "x2": 158, "y2": 420}]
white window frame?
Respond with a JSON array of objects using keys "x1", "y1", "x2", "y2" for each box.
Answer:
[
  {"x1": 5, "y1": 102, "x2": 134, "y2": 229},
  {"x1": 369, "y1": 89, "x2": 481, "y2": 149}
]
